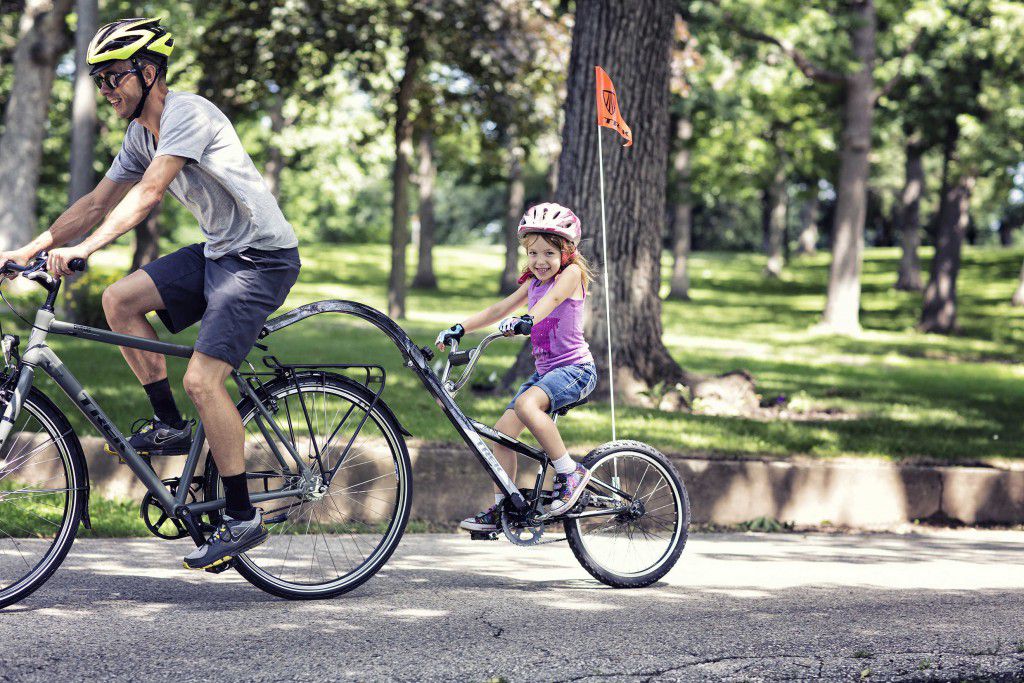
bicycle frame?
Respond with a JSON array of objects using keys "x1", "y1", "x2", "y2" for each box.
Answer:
[
  {"x1": 261, "y1": 300, "x2": 634, "y2": 515},
  {"x1": 0, "y1": 307, "x2": 315, "y2": 545}
]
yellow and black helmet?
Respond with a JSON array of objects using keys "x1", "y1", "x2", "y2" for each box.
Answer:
[{"x1": 87, "y1": 17, "x2": 173, "y2": 76}]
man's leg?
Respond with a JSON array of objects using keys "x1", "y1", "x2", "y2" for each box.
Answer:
[
  {"x1": 182, "y1": 351, "x2": 250, "y2": 513},
  {"x1": 181, "y1": 351, "x2": 267, "y2": 570},
  {"x1": 102, "y1": 270, "x2": 186, "y2": 428}
]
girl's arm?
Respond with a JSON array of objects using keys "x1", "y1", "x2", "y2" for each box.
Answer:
[
  {"x1": 527, "y1": 265, "x2": 583, "y2": 324},
  {"x1": 460, "y1": 282, "x2": 530, "y2": 333}
]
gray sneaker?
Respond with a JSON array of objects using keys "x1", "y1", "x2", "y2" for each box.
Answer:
[
  {"x1": 119, "y1": 417, "x2": 193, "y2": 457},
  {"x1": 183, "y1": 510, "x2": 268, "y2": 571}
]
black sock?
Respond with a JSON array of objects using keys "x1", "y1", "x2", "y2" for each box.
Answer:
[
  {"x1": 143, "y1": 378, "x2": 186, "y2": 429},
  {"x1": 222, "y1": 473, "x2": 255, "y2": 520}
]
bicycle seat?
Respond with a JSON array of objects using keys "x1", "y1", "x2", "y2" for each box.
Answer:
[{"x1": 554, "y1": 397, "x2": 589, "y2": 417}]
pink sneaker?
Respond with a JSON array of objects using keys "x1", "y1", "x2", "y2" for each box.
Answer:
[{"x1": 548, "y1": 463, "x2": 591, "y2": 516}]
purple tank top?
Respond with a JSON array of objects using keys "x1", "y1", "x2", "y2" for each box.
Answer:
[{"x1": 528, "y1": 276, "x2": 594, "y2": 375}]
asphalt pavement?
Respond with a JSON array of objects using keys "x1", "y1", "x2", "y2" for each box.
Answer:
[{"x1": 1, "y1": 530, "x2": 1022, "y2": 682}]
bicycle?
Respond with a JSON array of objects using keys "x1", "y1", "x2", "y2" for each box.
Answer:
[{"x1": 0, "y1": 254, "x2": 689, "y2": 608}]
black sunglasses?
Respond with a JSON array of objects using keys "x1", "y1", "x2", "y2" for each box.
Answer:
[{"x1": 92, "y1": 67, "x2": 141, "y2": 91}]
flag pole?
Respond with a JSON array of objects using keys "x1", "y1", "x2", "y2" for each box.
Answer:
[{"x1": 596, "y1": 124, "x2": 617, "y2": 442}]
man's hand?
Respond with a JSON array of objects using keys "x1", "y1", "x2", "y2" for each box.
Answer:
[
  {"x1": 47, "y1": 245, "x2": 91, "y2": 277},
  {"x1": 0, "y1": 249, "x2": 34, "y2": 279}
]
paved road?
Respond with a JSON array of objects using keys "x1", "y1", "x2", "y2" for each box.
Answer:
[{"x1": 1, "y1": 530, "x2": 1022, "y2": 682}]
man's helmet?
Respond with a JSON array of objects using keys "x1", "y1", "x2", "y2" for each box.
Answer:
[
  {"x1": 87, "y1": 17, "x2": 174, "y2": 76},
  {"x1": 517, "y1": 203, "x2": 582, "y2": 247}
]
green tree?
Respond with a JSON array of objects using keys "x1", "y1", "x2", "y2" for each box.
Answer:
[
  {"x1": 694, "y1": 0, "x2": 930, "y2": 333},
  {"x1": 0, "y1": 0, "x2": 73, "y2": 252},
  {"x1": 914, "y1": 2, "x2": 1024, "y2": 332}
]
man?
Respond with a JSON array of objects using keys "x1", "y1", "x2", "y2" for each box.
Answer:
[{"x1": 0, "y1": 18, "x2": 300, "y2": 570}]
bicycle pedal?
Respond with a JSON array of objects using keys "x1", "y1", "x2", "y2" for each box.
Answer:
[
  {"x1": 103, "y1": 442, "x2": 126, "y2": 464},
  {"x1": 469, "y1": 531, "x2": 500, "y2": 541},
  {"x1": 263, "y1": 513, "x2": 288, "y2": 524},
  {"x1": 203, "y1": 557, "x2": 235, "y2": 574}
]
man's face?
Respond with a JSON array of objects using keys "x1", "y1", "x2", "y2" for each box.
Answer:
[{"x1": 95, "y1": 60, "x2": 151, "y2": 119}]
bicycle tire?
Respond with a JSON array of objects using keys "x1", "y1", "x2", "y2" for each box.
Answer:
[
  {"x1": 563, "y1": 440, "x2": 689, "y2": 588},
  {"x1": 203, "y1": 372, "x2": 412, "y2": 599},
  {"x1": 0, "y1": 386, "x2": 86, "y2": 609}
]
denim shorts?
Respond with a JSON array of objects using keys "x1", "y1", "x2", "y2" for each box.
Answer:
[
  {"x1": 142, "y1": 242, "x2": 300, "y2": 368},
  {"x1": 506, "y1": 362, "x2": 597, "y2": 414}
]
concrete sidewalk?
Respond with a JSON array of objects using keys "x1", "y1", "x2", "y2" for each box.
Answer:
[{"x1": 1, "y1": 530, "x2": 1022, "y2": 681}]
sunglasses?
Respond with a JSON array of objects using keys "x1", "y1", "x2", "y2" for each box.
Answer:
[{"x1": 92, "y1": 67, "x2": 140, "y2": 91}]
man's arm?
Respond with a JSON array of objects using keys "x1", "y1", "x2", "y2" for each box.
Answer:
[
  {"x1": 48, "y1": 155, "x2": 186, "y2": 275},
  {"x1": 0, "y1": 177, "x2": 133, "y2": 271}
]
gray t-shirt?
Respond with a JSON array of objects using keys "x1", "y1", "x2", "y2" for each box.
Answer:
[{"x1": 106, "y1": 91, "x2": 297, "y2": 259}]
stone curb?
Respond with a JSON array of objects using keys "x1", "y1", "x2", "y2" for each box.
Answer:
[{"x1": 66, "y1": 438, "x2": 1024, "y2": 528}]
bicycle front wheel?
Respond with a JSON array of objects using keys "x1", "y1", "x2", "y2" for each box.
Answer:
[
  {"x1": 564, "y1": 441, "x2": 689, "y2": 588},
  {"x1": 204, "y1": 372, "x2": 412, "y2": 599},
  {"x1": 0, "y1": 386, "x2": 86, "y2": 608}
]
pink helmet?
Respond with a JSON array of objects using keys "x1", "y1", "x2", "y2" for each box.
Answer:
[{"x1": 517, "y1": 203, "x2": 582, "y2": 247}]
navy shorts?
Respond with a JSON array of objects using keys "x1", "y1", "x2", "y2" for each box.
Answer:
[
  {"x1": 142, "y1": 243, "x2": 300, "y2": 368},
  {"x1": 506, "y1": 362, "x2": 597, "y2": 414}
]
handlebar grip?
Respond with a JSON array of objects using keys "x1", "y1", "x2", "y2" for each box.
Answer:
[
  {"x1": 68, "y1": 258, "x2": 86, "y2": 272},
  {"x1": 449, "y1": 350, "x2": 472, "y2": 366},
  {"x1": 513, "y1": 318, "x2": 534, "y2": 335}
]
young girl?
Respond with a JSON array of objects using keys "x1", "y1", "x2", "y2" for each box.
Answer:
[{"x1": 435, "y1": 202, "x2": 598, "y2": 532}]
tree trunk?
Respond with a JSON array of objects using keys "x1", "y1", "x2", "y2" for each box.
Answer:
[
  {"x1": 412, "y1": 125, "x2": 438, "y2": 290},
  {"x1": 56, "y1": 0, "x2": 98, "y2": 323},
  {"x1": 920, "y1": 124, "x2": 972, "y2": 334},
  {"x1": 764, "y1": 164, "x2": 787, "y2": 278},
  {"x1": 264, "y1": 93, "x2": 286, "y2": 200},
  {"x1": 555, "y1": 0, "x2": 685, "y2": 403},
  {"x1": 667, "y1": 116, "x2": 692, "y2": 300},
  {"x1": 1011, "y1": 259, "x2": 1024, "y2": 307},
  {"x1": 796, "y1": 191, "x2": 819, "y2": 255},
  {"x1": 820, "y1": 0, "x2": 876, "y2": 334},
  {"x1": 545, "y1": 145, "x2": 560, "y2": 195},
  {"x1": 0, "y1": 0, "x2": 74, "y2": 252},
  {"x1": 68, "y1": 0, "x2": 96, "y2": 205},
  {"x1": 499, "y1": 341, "x2": 536, "y2": 392},
  {"x1": 895, "y1": 138, "x2": 924, "y2": 291},
  {"x1": 499, "y1": 141, "x2": 525, "y2": 294},
  {"x1": 130, "y1": 201, "x2": 163, "y2": 272},
  {"x1": 387, "y1": 21, "x2": 423, "y2": 320},
  {"x1": 999, "y1": 217, "x2": 1016, "y2": 246}
]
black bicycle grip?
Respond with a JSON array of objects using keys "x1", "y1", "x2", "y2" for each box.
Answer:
[
  {"x1": 68, "y1": 258, "x2": 86, "y2": 272},
  {"x1": 449, "y1": 350, "x2": 472, "y2": 366},
  {"x1": 513, "y1": 315, "x2": 534, "y2": 335}
]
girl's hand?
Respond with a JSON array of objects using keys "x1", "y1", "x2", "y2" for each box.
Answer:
[
  {"x1": 435, "y1": 324, "x2": 465, "y2": 350},
  {"x1": 499, "y1": 316, "x2": 533, "y2": 336}
]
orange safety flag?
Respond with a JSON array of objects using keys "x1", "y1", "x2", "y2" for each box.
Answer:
[{"x1": 595, "y1": 66, "x2": 633, "y2": 147}]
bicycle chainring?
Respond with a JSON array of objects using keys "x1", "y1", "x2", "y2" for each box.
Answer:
[
  {"x1": 140, "y1": 477, "x2": 199, "y2": 540},
  {"x1": 500, "y1": 508, "x2": 545, "y2": 546}
]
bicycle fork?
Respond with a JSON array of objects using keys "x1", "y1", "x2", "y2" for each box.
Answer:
[{"x1": 0, "y1": 362, "x2": 34, "y2": 450}]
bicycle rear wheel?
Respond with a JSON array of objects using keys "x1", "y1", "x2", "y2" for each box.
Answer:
[
  {"x1": 204, "y1": 372, "x2": 411, "y2": 599},
  {"x1": 564, "y1": 440, "x2": 689, "y2": 588},
  {"x1": 0, "y1": 386, "x2": 86, "y2": 608}
]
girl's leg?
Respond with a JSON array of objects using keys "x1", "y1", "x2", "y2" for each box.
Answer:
[
  {"x1": 492, "y1": 410, "x2": 525, "y2": 496},
  {"x1": 515, "y1": 386, "x2": 590, "y2": 516},
  {"x1": 513, "y1": 386, "x2": 567, "y2": 458}
]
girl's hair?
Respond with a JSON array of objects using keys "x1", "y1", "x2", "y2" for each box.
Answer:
[{"x1": 517, "y1": 233, "x2": 595, "y2": 289}]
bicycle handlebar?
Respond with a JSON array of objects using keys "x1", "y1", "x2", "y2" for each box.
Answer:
[
  {"x1": 440, "y1": 315, "x2": 533, "y2": 395},
  {"x1": 1, "y1": 254, "x2": 85, "y2": 277}
]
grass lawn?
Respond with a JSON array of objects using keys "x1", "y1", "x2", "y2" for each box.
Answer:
[{"x1": 4, "y1": 239, "x2": 1024, "y2": 465}]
